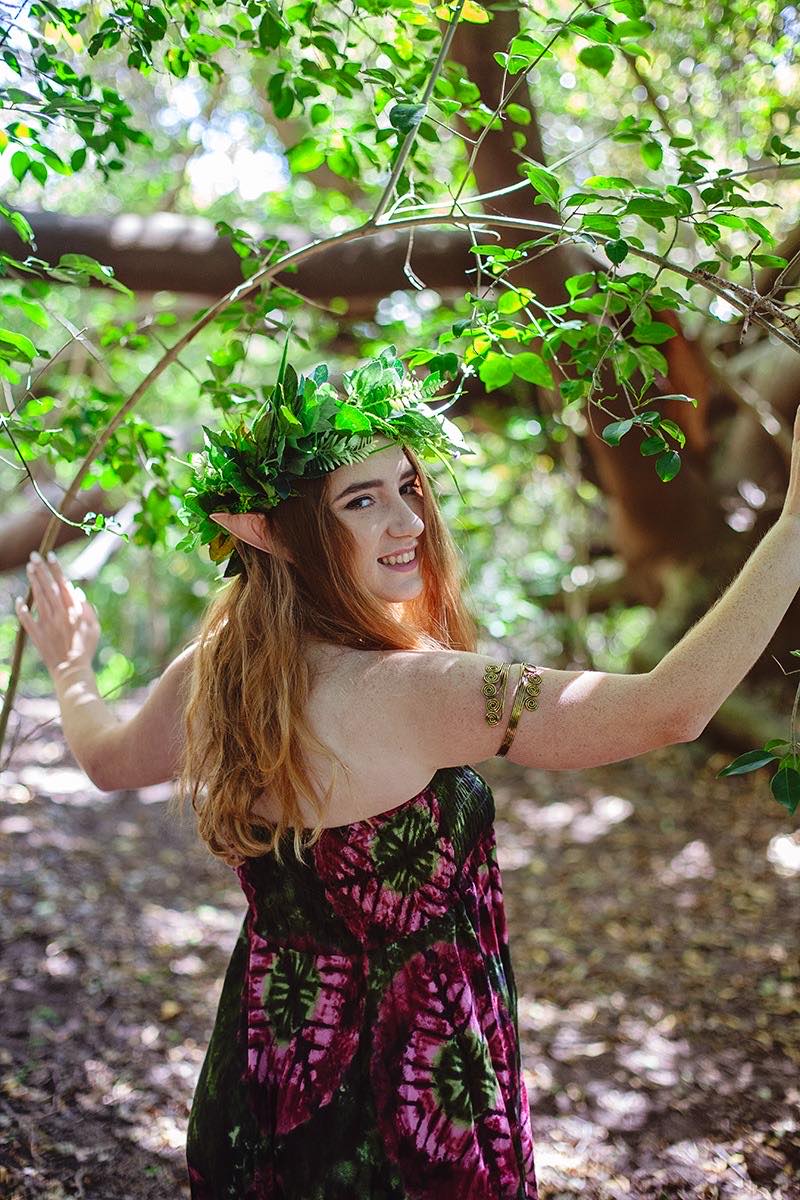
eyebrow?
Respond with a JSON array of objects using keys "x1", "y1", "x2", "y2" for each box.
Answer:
[{"x1": 333, "y1": 465, "x2": 417, "y2": 503}]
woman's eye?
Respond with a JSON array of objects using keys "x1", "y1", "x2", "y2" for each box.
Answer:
[{"x1": 345, "y1": 480, "x2": 420, "y2": 511}]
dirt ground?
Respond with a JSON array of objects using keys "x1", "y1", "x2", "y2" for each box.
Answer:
[{"x1": 1, "y1": 692, "x2": 798, "y2": 1199}]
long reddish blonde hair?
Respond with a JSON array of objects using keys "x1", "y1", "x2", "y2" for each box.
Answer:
[{"x1": 176, "y1": 449, "x2": 476, "y2": 866}]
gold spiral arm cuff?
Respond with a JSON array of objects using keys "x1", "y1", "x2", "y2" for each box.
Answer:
[
  {"x1": 482, "y1": 662, "x2": 509, "y2": 727},
  {"x1": 497, "y1": 663, "x2": 541, "y2": 757}
]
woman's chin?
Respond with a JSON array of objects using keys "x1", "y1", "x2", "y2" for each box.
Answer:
[{"x1": 371, "y1": 575, "x2": 425, "y2": 603}]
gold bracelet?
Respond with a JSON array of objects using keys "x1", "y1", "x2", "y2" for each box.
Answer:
[
  {"x1": 497, "y1": 662, "x2": 541, "y2": 757},
  {"x1": 482, "y1": 662, "x2": 509, "y2": 727}
]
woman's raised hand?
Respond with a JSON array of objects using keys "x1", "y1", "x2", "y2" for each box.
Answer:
[
  {"x1": 781, "y1": 406, "x2": 800, "y2": 520},
  {"x1": 15, "y1": 551, "x2": 101, "y2": 676}
]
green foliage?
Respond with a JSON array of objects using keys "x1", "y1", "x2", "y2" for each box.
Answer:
[
  {"x1": 432, "y1": 408, "x2": 655, "y2": 669},
  {"x1": 176, "y1": 343, "x2": 470, "y2": 575},
  {"x1": 718, "y1": 744, "x2": 800, "y2": 816},
  {"x1": 3, "y1": 0, "x2": 796, "y2": 442}
]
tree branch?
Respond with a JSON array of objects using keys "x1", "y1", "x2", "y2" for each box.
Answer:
[{"x1": 370, "y1": 0, "x2": 467, "y2": 224}]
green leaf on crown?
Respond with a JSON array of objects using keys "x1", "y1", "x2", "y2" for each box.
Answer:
[{"x1": 333, "y1": 403, "x2": 374, "y2": 433}]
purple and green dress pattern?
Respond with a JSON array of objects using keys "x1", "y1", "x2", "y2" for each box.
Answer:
[{"x1": 186, "y1": 765, "x2": 537, "y2": 1199}]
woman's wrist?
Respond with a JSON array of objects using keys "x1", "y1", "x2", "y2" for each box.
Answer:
[
  {"x1": 50, "y1": 659, "x2": 119, "y2": 780},
  {"x1": 52, "y1": 658, "x2": 97, "y2": 693}
]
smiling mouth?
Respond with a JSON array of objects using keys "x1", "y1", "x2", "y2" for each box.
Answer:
[{"x1": 377, "y1": 548, "x2": 417, "y2": 566}]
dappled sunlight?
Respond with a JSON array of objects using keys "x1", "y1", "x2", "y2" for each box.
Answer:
[
  {"x1": 0, "y1": 778, "x2": 32, "y2": 804},
  {"x1": 489, "y1": 745, "x2": 799, "y2": 1193},
  {"x1": 494, "y1": 789, "x2": 635, "y2": 870},
  {"x1": 170, "y1": 952, "x2": 207, "y2": 976},
  {"x1": 550, "y1": 1024, "x2": 611, "y2": 1065},
  {"x1": 132, "y1": 1110, "x2": 188, "y2": 1153},
  {"x1": 1, "y1": 702, "x2": 244, "y2": 1196},
  {"x1": 657, "y1": 837, "x2": 716, "y2": 885},
  {"x1": 533, "y1": 1114, "x2": 626, "y2": 1188},
  {"x1": 10, "y1": 821, "x2": 95, "y2": 853},
  {"x1": 570, "y1": 795, "x2": 634, "y2": 845},
  {"x1": 0, "y1": 814, "x2": 33, "y2": 835},
  {"x1": 42, "y1": 939, "x2": 80, "y2": 980},
  {"x1": 19, "y1": 768, "x2": 100, "y2": 796},
  {"x1": 616, "y1": 1014, "x2": 690, "y2": 1088},
  {"x1": 767, "y1": 832, "x2": 800, "y2": 877},
  {"x1": 136, "y1": 779, "x2": 179, "y2": 805},
  {"x1": 140, "y1": 901, "x2": 243, "y2": 950},
  {"x1": 584, "y1": 1082, "x2": 651, "y2": 1131},
  {"x1": 17, "y1": 763, "x2": 110, "y2": 804},
  {"x1": 146, "y1": 1047, "x2": 205, "y2": 1093}
]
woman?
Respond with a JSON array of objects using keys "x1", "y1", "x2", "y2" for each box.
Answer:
[{"x1": 15, "y1": 348, "x2": 800, "y2": 1200}]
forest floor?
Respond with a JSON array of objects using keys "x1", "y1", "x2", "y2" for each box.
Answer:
[{"x1": 1, "y1": 692, "x2": 798, "y2": 1200}]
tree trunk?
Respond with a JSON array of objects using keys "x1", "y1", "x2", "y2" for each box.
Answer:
[
  {"x1": 452, "y1": 3, "x2": 735, "y2": 598},
  {"x1": 450, "y1": 1, "x2": 800, "y2": 736}
]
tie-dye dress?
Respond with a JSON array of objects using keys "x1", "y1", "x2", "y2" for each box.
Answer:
[{"x1": 186, "y1": 764, "x2": 537, "y2": 1199}]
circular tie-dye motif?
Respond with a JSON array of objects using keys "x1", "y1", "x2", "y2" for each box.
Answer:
[
  {"x1": 245, "y1": 928, "x2": 365, "y2": 1136},
  {"x1": 371, "y1": 941, "x2": 525, "y2": 1200},
  {"x1": 314, "y1": 788, "x2": 457, "y2": 944},
  {"x1": 431, "y1": 1028, "x2": 499, "y2": 1125}
]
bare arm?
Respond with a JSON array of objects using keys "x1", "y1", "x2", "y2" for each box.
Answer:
[
  {"x1": 393, "y1": 514, "x2": 800, "y2": 773},
  {"x1": 51, "y1": 662, "x2": 123, "y2": 782},
  {"x1": 387, "y1": 651, "x2": 684, "y2": 772},
  {"x1": 653, "y1": 513, "x2": 800, "y2": 738},
  {"x1": 655, "y1": 404, "x2": 800, "y2": 738},
  {"x1": 16, "y1": 551, "x2": 117, "y2": 782},
  {"x1": 394, "y1": 410, "x2": 800, "y2": 772},
  {"x1": 81, "y1": 643, "x2": 195, "y2": 790},
  {"x1": 16, "y1": 550, "x2": 194, "y2": 791},
  {"x1": 48, "y1": 646, "x2": 195, "y2": 792}
]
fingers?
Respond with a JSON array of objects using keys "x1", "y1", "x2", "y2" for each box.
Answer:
[
  {"x1": 26, "y1": 552, "x2": 61, "y2": 619},
  {"x1": 14, "y1": 596, "x2": 41, "y2": 656},
  {"x1": 25, "y1": 554, "x2": 54, "y2": 618},
  {"x1": 19, "y1": 548, "x2": 94, "y2": 627},
  {"x1": 24, "y1": 550, "x2": 82, "y2": 623},
  {"x1": 45, "y1": 549, "x2": 78, "y2": 610}
]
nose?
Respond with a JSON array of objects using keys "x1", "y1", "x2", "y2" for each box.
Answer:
[{"x1": 387, "y1": 492, "x2": 424, "y2": 539}]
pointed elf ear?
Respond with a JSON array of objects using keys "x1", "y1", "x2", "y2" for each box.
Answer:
[{"x1": 209, "y1": 511, "x2": 287, "y2": 559}]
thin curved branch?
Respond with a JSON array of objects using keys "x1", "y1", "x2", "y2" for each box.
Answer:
[
  {"x1": 449, "y1": 0, "x2": 585, "y2": 208},
  {"x1": 371, "y1": 0, "x2": 467, "y2": 223}
]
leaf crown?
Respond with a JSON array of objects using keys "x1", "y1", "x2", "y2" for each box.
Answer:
[{"x1": 175, "y1": 343, "x2": 471, "y2": 577}]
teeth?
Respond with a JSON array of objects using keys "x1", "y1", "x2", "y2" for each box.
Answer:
[{"x1": 379, "y1": 549, "x2": 416, "y2": 565}]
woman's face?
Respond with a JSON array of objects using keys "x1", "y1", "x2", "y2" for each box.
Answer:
[{"x1": 328, "y1": 443, "x2": 425, "y2": 603}]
